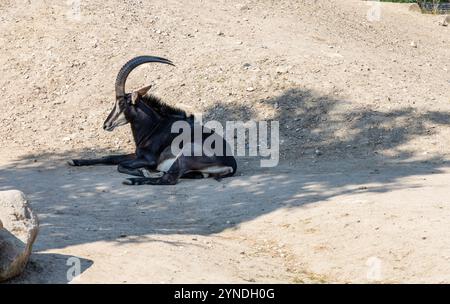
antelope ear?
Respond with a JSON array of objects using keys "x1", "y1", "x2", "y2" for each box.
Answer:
[
  {"x1": 136, "y1": 84, "x2": 152, "y2": 97},
  {"x1": 131, "y1": 85, "x2": 152, "y2": 104}
]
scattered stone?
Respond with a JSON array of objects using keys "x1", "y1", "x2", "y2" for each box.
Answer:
[
  {"x1": 0, "y1": 190, "x2": 39, "y2": 282},
  {"x1": 217, "y1": 31, "x2": 224, "y2": 36},
  {"x1": 91, "y1": 39, "x2": 99, "y2": 48},
  {"x1": 276, "y1": 66, "x2": 289, "y2": 74},
  {"x1": 410, "y1": 41, "x2": 417, "y2": 48},
  {"x1": 238, "y1": 4, "x2": 250, "y2": 11},
  {"x1": 246, "y1": 87, "x2": 255, "y2": 92}
]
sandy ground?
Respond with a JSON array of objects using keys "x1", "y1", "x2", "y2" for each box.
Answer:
[
  {"x1": 2, "y1": 152, "x2": 450, "y2": 283},
  {"x1": 0, "y1": 0, "x2": 449, "y2": 283}
]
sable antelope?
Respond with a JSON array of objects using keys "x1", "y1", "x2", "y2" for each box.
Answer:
[{"x1": 68, "y1": 56, "x2": 237, "y2": 185}]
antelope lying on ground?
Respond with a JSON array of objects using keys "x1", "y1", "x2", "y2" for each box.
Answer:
[{"x1": 68, "y1": 56, "x2": 237, "y2": 185}]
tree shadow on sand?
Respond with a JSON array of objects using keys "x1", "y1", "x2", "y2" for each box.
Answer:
[
  {"x1": 204, "y1": 88, "x2": 450, "y2": 160},
  {"x1": 1, "y1": 88, "x2": 450, "y2": 275}
]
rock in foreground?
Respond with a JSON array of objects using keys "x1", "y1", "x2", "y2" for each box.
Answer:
[{"x1": 0, "y1": 190, "x2": 39, "y2": 282}]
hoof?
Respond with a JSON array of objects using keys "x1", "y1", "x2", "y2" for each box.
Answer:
[{"x1": 123, "y1": 179, "x2": 135, "y2": 185}]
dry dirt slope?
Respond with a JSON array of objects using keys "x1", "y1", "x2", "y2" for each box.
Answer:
[
  {"x1": 0, "y1": 0, "x2": 449, "y2": 283},
  {"x1": 0, "y1": 0, "x2": 449, "y2": 160}
]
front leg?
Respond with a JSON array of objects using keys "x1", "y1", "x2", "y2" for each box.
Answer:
[
  {"x1": 135, "y1": 148, "x2": 159, "y2": 170},
  {"x1": 117, "y1": 164, "x2": 146, "y2": 177},
  {"x1": 68, "y1": 154, "x2": 135, "y2": 166},
  {"x1": 123, "y1": 152, "x2": 183, "y2": 185},
  {"x1": 123, "y1": 172, "x2": 179, "y2": 186},
  {"x1": 119, "y1": 157, "x2": 156, "y2": 169},
  {"x1": 117, "y1": 164, "x2": 163, "y2": 178},
  {"x1": 116, "y1": 156, "x2": 161, "y2": 177}
]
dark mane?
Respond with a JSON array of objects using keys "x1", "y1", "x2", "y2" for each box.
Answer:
[{"x1": 141, "y1": 94, "x2": 187, "y2": 118}]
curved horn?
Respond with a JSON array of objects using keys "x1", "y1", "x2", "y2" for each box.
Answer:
[{"x1": 115, "y1": 55, "x2": 174, "y2": 100}]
